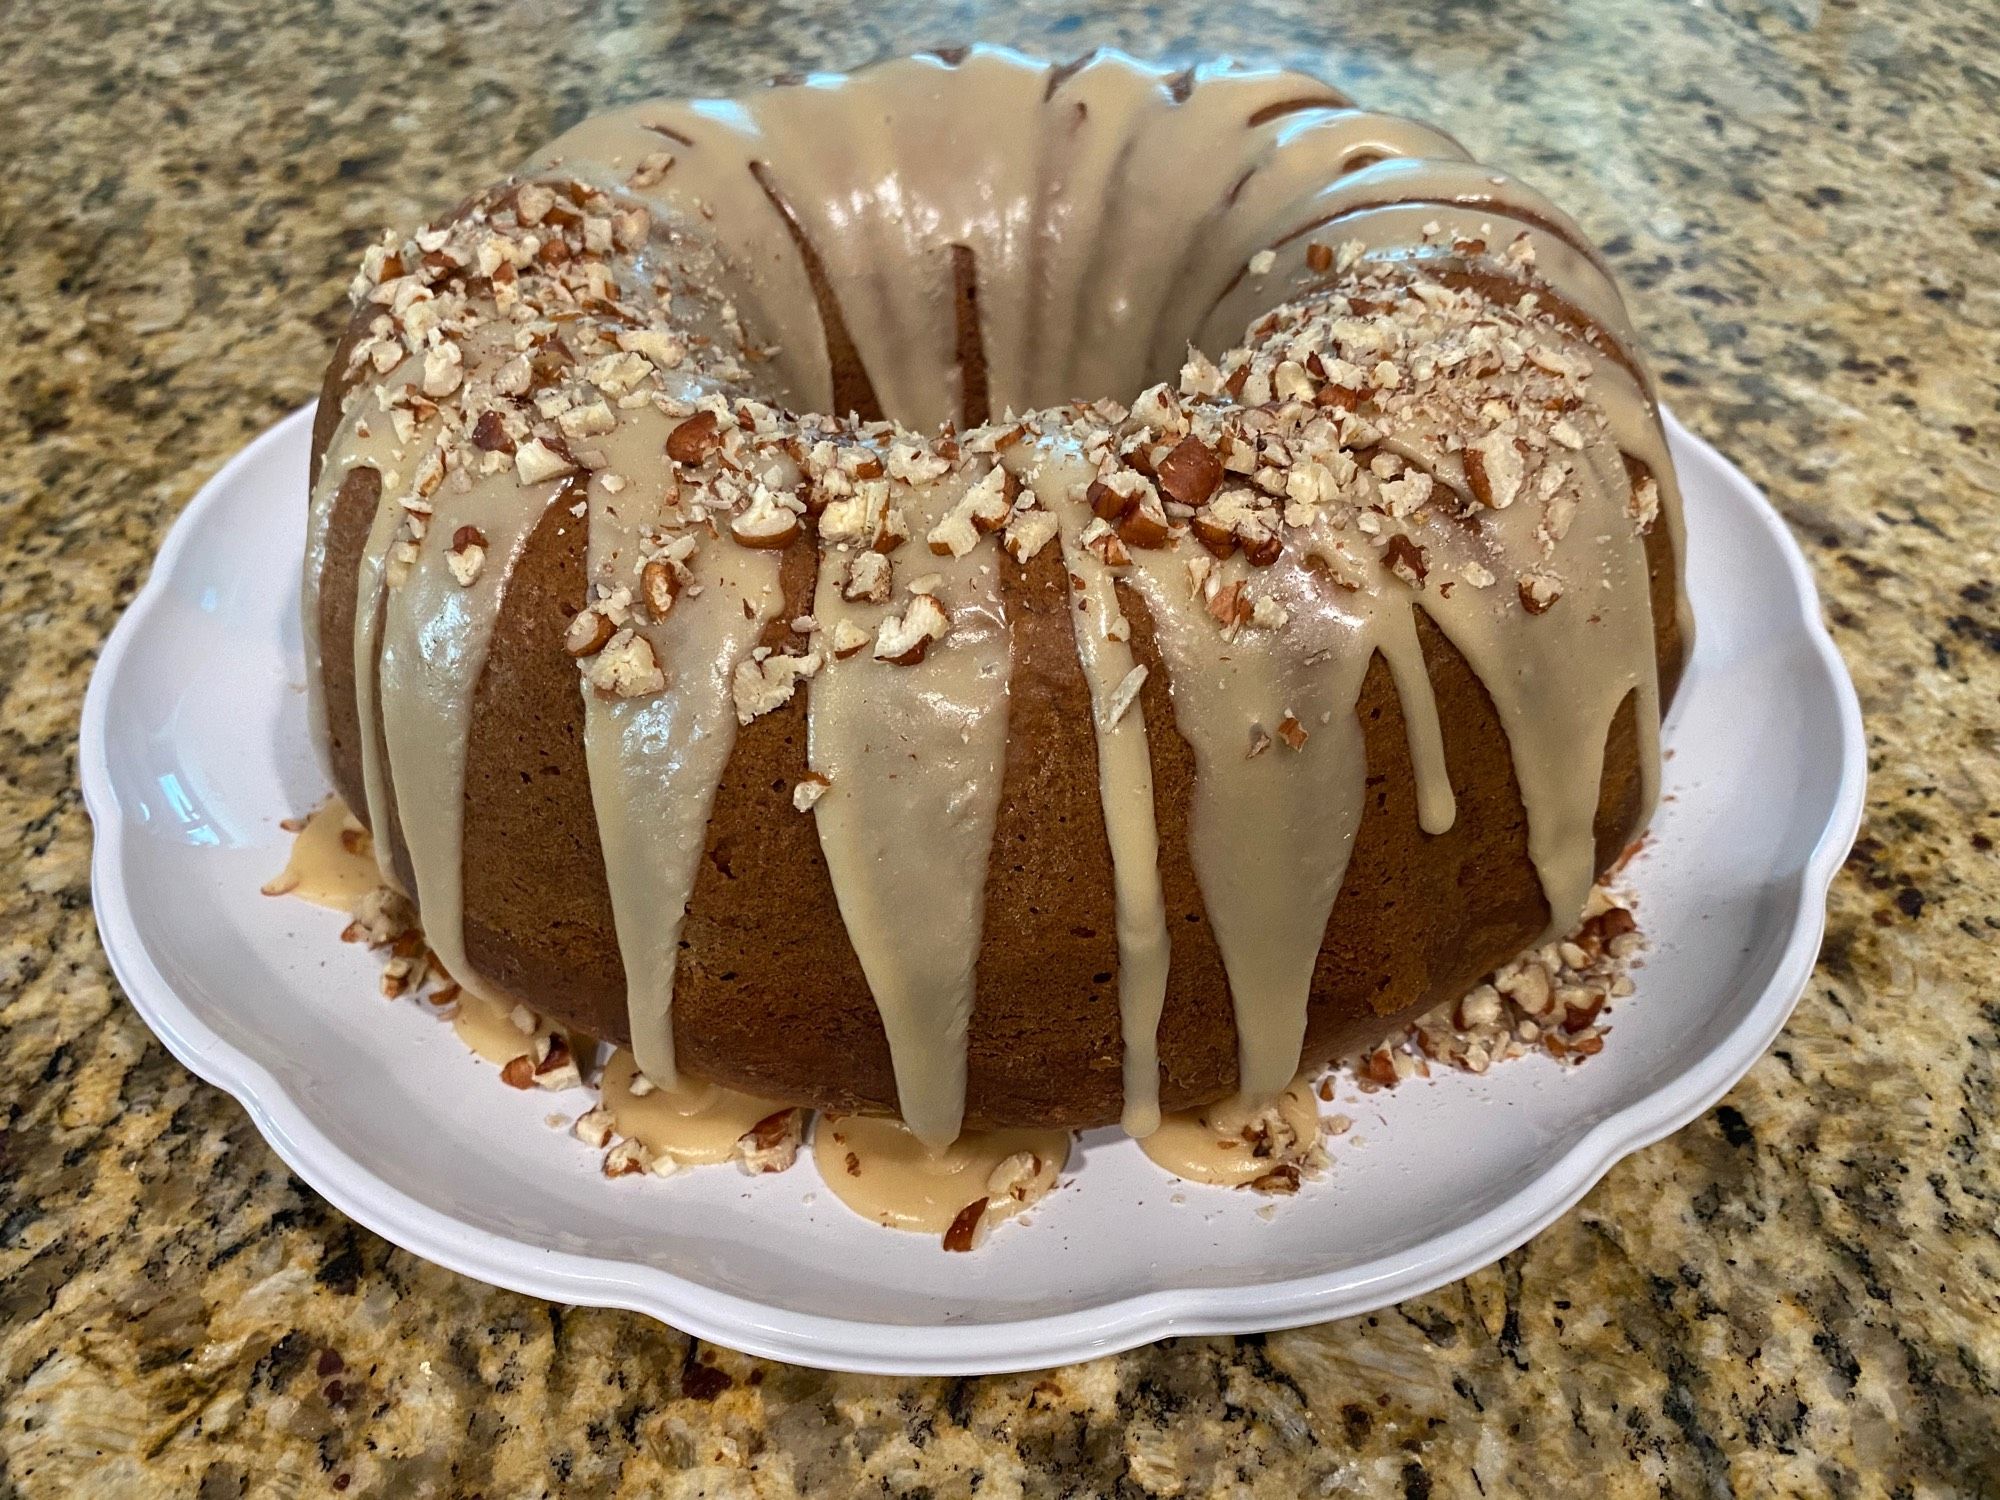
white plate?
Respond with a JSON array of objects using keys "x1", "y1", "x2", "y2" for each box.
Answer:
[{"x1": 80, "y1": 404, "x2": 1862, "y2": 1375}]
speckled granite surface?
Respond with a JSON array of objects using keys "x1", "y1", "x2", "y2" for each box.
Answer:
[{"x1": 2, "y1": 0, "x2": 1997, "y2": 1493}]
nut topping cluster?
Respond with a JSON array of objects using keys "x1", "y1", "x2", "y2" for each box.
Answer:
[
  {"x1": 1345, "y1": 884, "x2": 1641, "y2": 1087},
  {"x1": 1010, "y1": 249, "x2": 1647, "y2": 645},
  {"x1": 338, "y1": 176, "x2": 752, "y2": 590},
  {"x1": 339, "y1": 181, "x2": 1647, "y2": 706}
]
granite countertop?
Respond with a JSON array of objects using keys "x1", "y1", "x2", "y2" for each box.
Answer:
[{"x1": 3, "y1": 0, "x2": 1997, "y2": 1493}]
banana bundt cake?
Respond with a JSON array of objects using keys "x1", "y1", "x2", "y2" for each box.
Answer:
[{"x1": 305, "y1": 48, "x2": 1688, "y2": 1149}]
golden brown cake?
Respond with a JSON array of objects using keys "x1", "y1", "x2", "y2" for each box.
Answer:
[{"x1": 305, "y1": 48, "x2": 1689, "y2": 1146}]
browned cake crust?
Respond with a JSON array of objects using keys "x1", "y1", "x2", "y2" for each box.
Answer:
[{"x1": 311, "y1": 322, "x2": 1682, "y2": 1126}]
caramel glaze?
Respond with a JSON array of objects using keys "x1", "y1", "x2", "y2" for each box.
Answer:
[
  {"x1": 261, "y1": 799, "x2": 378, "y2": 910},
  {"x1": 305, "y1": 48, "x2": 1687, "y2": 1144}
]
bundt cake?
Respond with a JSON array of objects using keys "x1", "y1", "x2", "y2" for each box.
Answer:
[{"x1": 304, "y1": 47, "x2": 1689, "y2": 1149}]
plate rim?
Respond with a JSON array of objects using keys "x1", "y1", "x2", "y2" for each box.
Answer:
[{"x1": 78, "y1": 402, "x2": 1866, "y2": 1375}]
